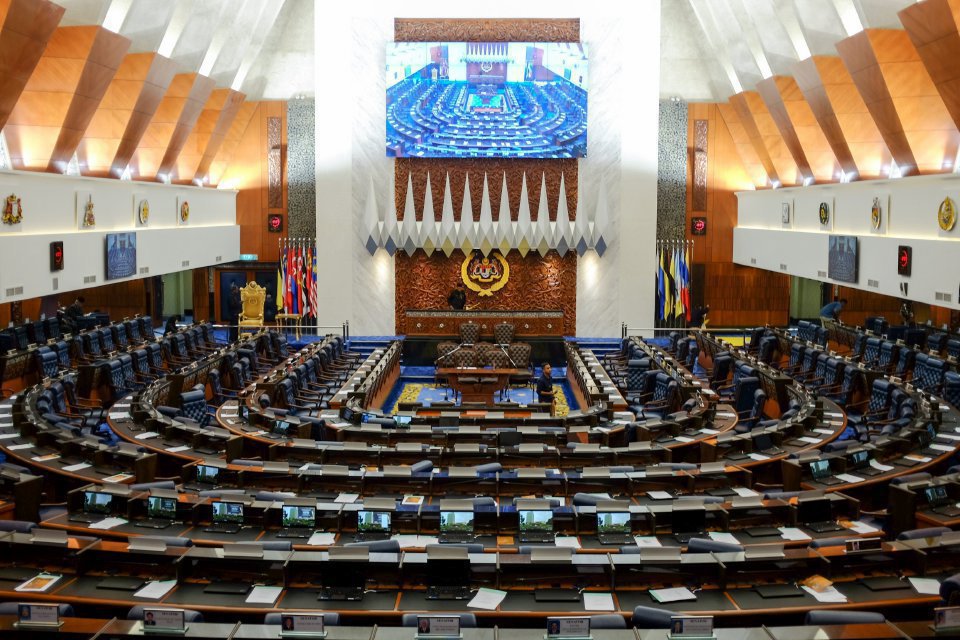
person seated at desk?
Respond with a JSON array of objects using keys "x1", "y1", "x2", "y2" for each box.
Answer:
[
  {"x1": 164, "y1": 314, "x2": 181, "y2": 336},
  {"x1": 65, "y1": 296, "x2": 85, "y2": 332}
]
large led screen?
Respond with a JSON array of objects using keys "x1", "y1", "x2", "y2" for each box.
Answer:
[
  {"x1": 827, "y1": 235, "x2": 858, "y2": 284},
  {"x1": 386, "y1": 42, "x2": 588, "y2": 159}
]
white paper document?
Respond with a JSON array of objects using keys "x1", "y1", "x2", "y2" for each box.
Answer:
[
  {"x1": 108, "y1": 412, "x2": 129, "y2": 420},
  {"x1": 62, "y1": 462, "x2": 92, "y2": 472},
  {"x1": 555, "y1": 536, "x2": 581, "y2": 549},
  {"x1": 135, "y1": 432, "x2": 160, "y2": 440},
  {"x1": 908, "y1": 577, "x2": 941, "y2": 595},
  {"x1": 801, "y1": 585, "x2": 847, "y2": 603},
  {"x1": 647, "y1": 491, "x2": 672, "y2": 500},
  {"x1": 306, "y1": 532, "x2": 336, "y2": 546},
  {"x1": 732, "y1": 487, "x2": 759, "y2": 497},
  {"x1": 0, "y1": 433, "x2": 18, "y2": 440},
  {"x1": 846, "y1": 520, "x2": 878, "y2": 534},
  {"x1": 834, "y1": 473, "x2": 864, "y2": 483},
  {"x1": 674, "y1": 436, "x2": 695, "y2": 443},
  {"x1": 634, "y1": 536, "x2": 662, "y2": 548},
  {"x1": 798, "y1": 437, "x2": 822, "y2": 444},
  {"x1": 869, "y1": 459, "x2": 894, "y2": 472},
  {"x1": 8, "y1": 443, "x2": 33, "y2": 450},
  {"x1": 246, "y1": 585, "x2": 282, "y2": 604},
  {"x1": 779, "y1": 527, "x2": 812, "y2": 541},
  {"x1": 134, "y1": 580, "x2": 178, "y2": 600},
  {"x1": 165, "y1": 445, "x2": 191, "y2": 453},
  {"x1": 335, "y1": 493, "x2": 359, "y2": 503},
  {"x1": 708, "y1": 532, "x2": 741, "y2": 545},
  {"x1": 467, "y1": 587, "x2": 506, "y2": 610},
  {"x1": 814, "y1": 428, "x2": 835, "y2": 435},
  {"x1": 582, "y1": 592, "x2": 616, "y2": 610},
  {"x1": 930, "y1": 443, "x2": 956, "y2": 453},
  {"x1": 747, "y1": 453, "x2": 770, "y2": 461},
  {"x1": 649, "y1": 587, "x2": 697, "y2": 603},
  {"x1": 90, "y1": 517, "x2": 127, "y2": 530},
  {"x1": 391, "y1": 535, "x2": 439, "y2": 548}
]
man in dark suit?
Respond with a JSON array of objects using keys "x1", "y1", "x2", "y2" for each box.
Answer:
[{"x1": 227, "y1": 284, "x2": 241, "y2": 341}]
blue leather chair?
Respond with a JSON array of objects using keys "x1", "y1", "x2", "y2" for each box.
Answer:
[
  {"x1": 805, "y1": 610, "x2": 884, "y2": 625},
  {"x1": 631, "y1": 605, "x2": 673, "y2": 628},
  {"x1": 687, "y1": 537, "x2": 743, "y2": 553}
]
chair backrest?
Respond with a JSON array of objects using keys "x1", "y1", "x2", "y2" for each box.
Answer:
[
  {"x1": 0, "y1": 602, "x2": 73, "y2": 617},
  {"x1": 626, "y1": 359, "x2": 651, "y2": 391},
  {"x1": 451, "y1": 347, "x2": 476, "y2": 368},
  {"x1": 493, "y1": 322, "x2": 515, "y2": 345},
  {"x1": 805, "y1": 610, "x2": 884, "y2": 625},
  {"x1": 914, "y1": 354, "x2": 946, "y2": 393},
  {"x1": 687, "y1": 537, "x2": 743, "y2": 553},
  {"x1": 590, "y1": 614, "x2": 627, "y2": 629},
  {"x1": 36, "y1": 348, "x2": 59, "y2": 378},
  {"x1": 239, "y1": 281, "x2": 266, "y2": 321},
  {"x1": 631, "y1": 605, "x2": 673, "y2": 629},
  {"x1": 947, "y1": 339, "x2": 960, "y2": 359},
  {"x1": 733, "y1": 377, "x2": 761, "y2": 414},
  {"x1": 865, "y1": 379, "x2": 892, "y2": 414},
  {"x1": 180, "y1": 390, "x2": 209, "y2": 425},
  {"x1": 507, "y1": 342, "x2": 531, "y2": 368},
  {"x1": 945, "y1": 371, "x2": 960, "y2": 410},
  {"x1": 878, "y1": 341, "x2": 899, "y2": 369},
  {"x1": 928, "y1": 333, "x2": 947, "y2": 353},
  {"x1": 459, "y1": 322, "x2": 480, "y2": 345}
]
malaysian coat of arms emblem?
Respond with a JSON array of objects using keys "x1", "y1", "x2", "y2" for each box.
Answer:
[
  {"x1": 871, "y1": 197, "x2": 882, "y2": 230},
  {"x1": 819, "y1": 202, "x2": 829, "y2": 226},
  {"x1": 82, "y1": 195, "x2": 96, "y2": 228},
  {"x1": 939, "y1": 197, "x2": 956, "y2": 232},
  {"x1": 461, "y1": 251, "x2": 510, "y2": 297},
  {"x1": 2, "y1": 194, "x2": 22, "y2": 225}
]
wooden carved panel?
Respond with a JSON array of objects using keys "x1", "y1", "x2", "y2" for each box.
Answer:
[
  {"x1": 693, "y1": 120, "x2": 708, "y2": 212},
  {"x1": 395, "y1": 251, "x2": 576, "y2": 335},
  {"x1": 395, "y1": 159, "x2": 577, "y2": 221},
  {"x1": 394, "y1": 19, "x2": 579, "y2": 43}
]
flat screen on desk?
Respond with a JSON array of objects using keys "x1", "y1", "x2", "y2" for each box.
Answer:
[
  {"x1": 282, "y1": 505, "x2": 316, "y2": 528},
  {"x1": 211, "y1": 501, "x2": 244, "y2": 523},
  {"x1": 671, "y1": 508, "x2": 706, "y2": 534},
  {"x1": 809, "y1": 459, "x2": 831, "y2": 480},
  {"x1": 196, "y1": 464, "x2": 219, "y2": 484},
  {"x1": 519, "y1": 509, "x2": 554, "y2": 531},
  {"x1": 597, "y1": 511, "x2": 630, "y2": 534},
  {"x1": 394, "y1": 415, "x2": 413, "y2": 426},
  {"x1": 797, "y1": 498, "x2": 832, "y2": 524},
  {"x1": 357, "y1": 510, "x2": 391, "y2": 532},
  {"x1": 439, "y1": 511, "x2": 474, "y2": 533},
  {"x1": 828, "y1": 235, "x2": 858, "y2": 283},
  {"x1": 386, "y1": 42, "x2": 588, "y2": 159},
  {"x1": 105, "y1": 232, "x2": 137, "y2": 280},
  {"x1": 147, "y1": 496, "x2": 177, "y2": 519},
  {"x1": 273, "y1": 420, "x2": 292, "y2": 436},
  {"x1": 926, "y1": 486, "x2": 949, "y2": 505},
  {"x1": 83, "y1": 490, "x2": 113, "y2": 514},
  {"x1": 850, "y1": 450, "x2": 869, "y2": 469}
]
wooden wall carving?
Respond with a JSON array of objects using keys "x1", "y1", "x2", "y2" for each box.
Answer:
[
  {"x1": 394, "y1": 159, "x2": 577, "y2": 221},
  {"x1": 394, "y1": 19, "x2": 579, "y2": 42},
  {"x1": 395, "y1": 251, "x2": 577, "y2": 335}
]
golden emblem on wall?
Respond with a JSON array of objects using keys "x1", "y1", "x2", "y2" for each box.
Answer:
[
  {"x1": 939, "y1": 196, "x2": 956, "y2": 232},
  {"x1": 180, "y1": 201, "x2": 190, "y2": 223},
  {"x1": 2, "y1": 194, "x2": 22, "y2": 225},
  {"x1": 461, "y1": 250, "x2": 509, "y2": 297},
  {"x1": 82, "y1": 195, "x2": 96, "y2": 228},
  {"x1": 138, "y1": 199, "x2": 150, "y2": 225},
  {"x1": 818, "y1": 202, "x2": 829, "y2": 226},
  {"x1": 871, "y1": 197, "x2": 882, "y2": 230}
]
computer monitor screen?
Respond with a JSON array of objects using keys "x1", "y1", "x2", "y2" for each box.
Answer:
[
  {"x1": 211, "y1": 501, "x2": 244, "y2": 524},
  {"x1": 519, "y1": 510, "x2": 554, "y2": 532},
  {"x1": 340, "y1": 407, "x2": 356, "y2": 423},
  {"x1": 282, "y1": 505, "x2": 316, "y2": 528},
  {"x1": 427, "y1": 557, "x2": 471, "y2": 587},
  {"x1": 438, "y1": 416, "x2": 459, "y2": 428},
  {"x1": 196, "y1": 464, "x2": 219, "y2": 484},
  {"x1": 797, "y1": 498, "x2": 832, "y2": 524},
  {"x1": 357, "y1": 510, "x2": 391, "y2": 532},
  {"x1": 752, "y1": 433, "x2": 774, "y2": 452},
  {"x1": 927, "y1": 423, "x2": 938, "y2": 441},
  {"x1": 671, "y1": 509, "x2": 706, "y2": 535},
  {"x1": 83, "y1": 491, "x2": 113, "y2": 514},
  {"x1": 439, "y1": 511, "x2": 475, "y2": 533},
  {"x1": 926, "y1": 486, "x2": 949, "y2": 505},
  {"x1": 274, "y1": 420, "x2": 292, "y2": 436},
  {"x1": 597, "y1": 511, "x2": 631, "y2": 534},
  {"x1": 394, "y1": 415, "x2": 413, "y2": 426},
  {"x1": 809, "y1": 460, "x2": 831, "y2": 480},
  {"x1": 361, "y1": 413, "x2": 377, "y2": 424},
  {"x1": 850, "y1": 450, "x2": 869, "y2": 469},
  {"x1": 386, "y1": 42, "x2": 589, "y2": 159},
  {"x1": 147, "y1": 496, "x2": 177, "y2": 520}
]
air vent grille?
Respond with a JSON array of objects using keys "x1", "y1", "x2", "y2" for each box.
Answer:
[
  {"x1": 817, "y1": 270, "x2": 826, "y2": 278},
  {"x1": 139, "y1": 267, "x2": 149, "y2": 274},
  {"x1": 4, "y1": 286, "x2": 23, "y2": 297},
  {"x1": 181, "y1": 260, "x2": 190, "y2": 268},
  {"x1": 936, "y1": 292, "x2": 954, "y2": 303},
  {"x1": 83, "y1": 275, "x2": 96, "y2": 284},
  {"x1": 52, "y1": 278, "x2": 58, "y2": 291}
]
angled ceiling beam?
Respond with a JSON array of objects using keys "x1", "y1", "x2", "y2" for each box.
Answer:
[
  {"x1": 756, "y1": 76, "x2": 815, "y2": 182},
  {"x1": 175, "y1": 88, "x2": 245, "y2": 184},
  {"x1": 837, "y1": 28, "x2": 959, "y2": 176},
  {"x1": 900, "y1": 0, "x2": 960, "y2": 144},
  {"x1": 75, "y1": 52, "x2": 177, "y2": 177},
  {"x1": 46, "y1": 27, "x2": 131, "y2": 173},
  {"x1": 0, "y1": 0, "x2": 65, "y2": 133},
  {"x1": 156, "y1": 73, "x2": 215, "y2": 179},
  {"x1": 4, "y1": 25, "x2": 129, "y2": 171},
  {"x1": 793, "y1": 56, "x2": 861, "y2": 179},
  {"x1": 717, "y1": 101, "x2": 770, "y2": 188},
  {"x1": 731, "y1": 91, "x2": 800, "y2": 186},
  {"x1": 206, "y1": 101, "x2": 257, "y2": 187}
]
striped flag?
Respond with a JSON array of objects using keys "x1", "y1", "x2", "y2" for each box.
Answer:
[{"x1": 311, "y1": 248, "x2": 318, "y2": 321}]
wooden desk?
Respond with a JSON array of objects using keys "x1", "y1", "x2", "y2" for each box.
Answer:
[
  {"x1": 402, "y1": 310, "x2": 566, "y2": 337},
  {"x1": 437, "y1": 368, "x2": 525, "y2": 405}
]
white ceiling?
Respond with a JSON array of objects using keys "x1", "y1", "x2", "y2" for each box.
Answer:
[{"x1": 53, "y1": 0, "x2": 918, "y2": 102}]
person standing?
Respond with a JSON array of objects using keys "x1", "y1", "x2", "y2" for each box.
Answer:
[
  {"x1": 447, "y1": 283, "x2": 467, "y2": 310},
  {"x1": 164, "y1": 314, "x2": 181, "y2": 336},
  {"x1": 689, "y1": 305, "x2": 710, "y2": 330},
  {"x1": 227, "y1": 283, "x2": 242, "y2": 342},
  {"x1": 819, "y1": 298, "x2": 846, "y2": 325},
  {"x1": 536, "y1": 363, "x2": 556, "y2": 415},
  {"x1": 65, "y1": 295, "x2": 85, "y2": 332}
]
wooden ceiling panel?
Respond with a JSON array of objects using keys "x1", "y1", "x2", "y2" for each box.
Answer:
[
  {"x1": 757, "y1": 76, "x2": 814, "y2": 182},
  {"x1": 192, "y1": 90, "x2": 245, "y2": 184},
  {"x1": 793, "y1": 57, "x2": 859, "y2": 178},
  {"x1": 902, "y1": 0, "x2": 960, "y2": 139},
  {"x1": 898, "y1": 0, "x2": 958, "y2": 43},
  {"x1": 726, "y1": 94, "x2": 780, "y2": 187},
  {"x1": 207, "y1": 100, "x2": 258, "y2": 186},
  {"x1": 740, "y1": 90, "x2": 800, "y2": 185},
  {"x1": 24, "y1": 57, "x2": 86, "y2": 92},
  {"x1": 156, "y1": 74, "x2": 215, "y2": 179}
]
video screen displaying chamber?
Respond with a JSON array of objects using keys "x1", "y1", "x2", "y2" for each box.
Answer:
[{"x1": 386, "y1": 42, "x2": 588, "y2": 158}]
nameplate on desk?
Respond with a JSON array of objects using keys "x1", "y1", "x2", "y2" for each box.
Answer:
[
  {"x1": 531, "y1": 547, "x2": 573, "y2": 562},
  {"x1": 383, "y1": 465, "x2": 412, "y2": 477},
  {"x1": 414, "y1": 615, "x2": 461, "y2": 638},
  {"x1": 940, "y1": 531, "x2": 960, "y2": 547},
  {"x1": 280, "y1": 613, "x2": 326, "y2": 637},
  {"x1": 546, "y1": 616, "x2": 591, "y2": 639},
  {"x1": 30, "y1": 529, "x2": 67, "y2": 546},
  {"x1": 142, "y1": 608, "x2": 186, "y2": 633},
  {"x1": 223, "y1": 543, "x2": 264, "y2": 558},
  {"x1": 669, "y1": 615, "x2": 714, "y2": 639},
  {"x1": 845, "y1": 538, "x2": 882, "y2": 554},
  {"x1": 518, "y1": 468, "x2": 547, "y2": 479},
  {"x1": 328, "y1": 546, "x2": 369, "y2": 561},
  {"x1": 448, "y1": 467, "x2": 477, "y2": 478},
  {"x1": 640, "y1": 547, "x2": 681, "y2": 562},
  {"x1": 744, "y1": 544, "x2": 784, "y2": 559},
  {"x1": 129, "y1": 537, "x2": 168, "y2": 553},
  {"x1": 15, "y1": 603, "x2": 61, "y2": 628}
]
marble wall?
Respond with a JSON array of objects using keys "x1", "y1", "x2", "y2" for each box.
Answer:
[
  {"x1": 657, "y1": 98, "x2": 687, "y2": 240},
  {"x1": 288, "y1": 98, "x2": 316, "y2": 239}
]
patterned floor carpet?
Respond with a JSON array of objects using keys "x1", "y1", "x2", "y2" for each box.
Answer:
[{"x1": 385, "y1": 382, "x2": 575, "y2": 417}]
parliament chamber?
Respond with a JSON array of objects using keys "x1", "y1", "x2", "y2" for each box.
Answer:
[{"x1": 1, "y1": 0, "x2": 960, "y2": 638}]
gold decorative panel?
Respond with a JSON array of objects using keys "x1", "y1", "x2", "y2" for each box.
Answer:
[{"x1": 394, "y1": 18, "x2": 579, "y2": 42}]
